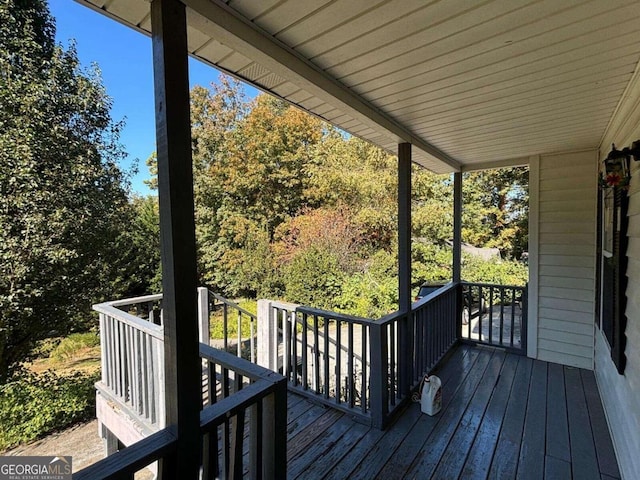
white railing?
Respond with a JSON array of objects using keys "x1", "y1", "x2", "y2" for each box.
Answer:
[
  {"x1": 94, "y1": 294, "x2": 165, "y2": 430},
  {"x1": 82, "y1": 292, "x2": 286, "y2": 480}
]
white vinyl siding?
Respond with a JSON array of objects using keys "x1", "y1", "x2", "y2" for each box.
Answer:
[
  {"x1": 534, "y1": 150, "x2": 597, "y2": 370},
  {"x1": 595, "y1": 68, "x2": 640, "y2": 480}
]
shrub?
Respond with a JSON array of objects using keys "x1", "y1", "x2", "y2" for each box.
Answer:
[
  {"x1": 283, "y1": 246, "x2": 344, "y2": 310},
  {"x1": 0, "y1": 369, "x2": 99, "y2": 451},
  {"x1": 462, "y1": 254, "x2": 528, "y2": 286},
  {"x1": 337, "y1": 250, "x2": 398, "y2": 318}
]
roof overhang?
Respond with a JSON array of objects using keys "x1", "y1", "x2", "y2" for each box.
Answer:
[{"x1": 76, "y1": 0, "x2": 640, "y2": 173}]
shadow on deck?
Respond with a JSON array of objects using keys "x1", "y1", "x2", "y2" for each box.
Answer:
[{"x1": 285, "y1": 344, "x2": 620, "y2": 480}]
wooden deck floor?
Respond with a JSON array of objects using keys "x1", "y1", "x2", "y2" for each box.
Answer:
[{"x1": 284, "y1": 344, "x2": 620, "y2": 480}]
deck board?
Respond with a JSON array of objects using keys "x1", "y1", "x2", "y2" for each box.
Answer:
[
  {"x1": 278, "y1": 344, "x2": 620, "y2": 480},
  {"x1": 488, "y1": 355, "x2": 532, "y2": 480},
  {"x1": 404, "y1": 348, "x2": 495, "y2": 478},
  {"x1": 546, "y1": 362, "x2": 571, "y2": 463},
  {"x1": 565, "y1": 366, "x2": 601, "y2": 480},
  {"x1": 517, "y1": 359, "x2": 547, "y2": 480},
  {"x1": 580, "y1": 370, "x2": 621, "y2": 479},
  {"x1": 459, "y1": 352, "x2": 518, "y2": 479},
  {"x1": 431, "y1": 350, "x2": 507, "y2": 479},
  {"x1": 376, "y1": 346, "x2": 479, "y2": 480}
]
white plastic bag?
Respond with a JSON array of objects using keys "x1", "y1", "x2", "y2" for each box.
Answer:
[{"x1": 420, "y1": 375, "x2": 442, "y2": 416}]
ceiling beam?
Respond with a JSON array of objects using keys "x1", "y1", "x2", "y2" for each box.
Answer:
[
  {"x1": 183, "y1": 0, "x2": 461, "y2": 172},
  {"x1": 461, "y1": 157, "x2": 531, "y2": 172}
]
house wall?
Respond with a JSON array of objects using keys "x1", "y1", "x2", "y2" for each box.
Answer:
[
  {"x1": 530, "y1": 149, "x2": 598, "y2": 370},
  {"x1": 595, "y1": 66, "x2": 640, "y2": 480}
]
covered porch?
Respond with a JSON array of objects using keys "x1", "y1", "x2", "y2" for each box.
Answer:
[{"x1": 72, "y1": 0, "x2": 640, "y2": 478}]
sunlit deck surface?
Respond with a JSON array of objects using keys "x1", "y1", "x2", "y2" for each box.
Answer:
[{"x1": 283, "y1": 344, "x2": 620, "y2": 480}]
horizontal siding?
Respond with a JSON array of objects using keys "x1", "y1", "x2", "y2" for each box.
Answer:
[
  {"x1": 535, "y1": 150, "x2": 596, "y2": 369},
  {"x1": 539, "y1": 265, "x2": 594, "y2": 279},
  {"x1": 539, "y1": 232, "x2": 595, "y2": 246},
  {"x1": 539, "y1": 286, "x2": 593, "y2": 302},
  {"x1": 539, "y1": 175, "x2": 594, "y2": 193},
  {"x1": 539, "y1": 296, "x2": 593, "y2": 314},
  {"x1": 538, "y1": 307, "x2": 593, "y2": 324},
  {"x1": 539, "y1": 254, "x2": 594, "y2": 268},
  {"x1": 539, "y1": 199, "x2": 592, "y2": 212},
  {"x1": 538, "y1": 328, "x2": 592, "y2": 347},
  {"x1": 538, "y1": 339, "x2": 592, "y2": 359},
  {"x1": 539, "y1": 221, "x2": 594, "y2": 234},
  {"x1": 537, "y1": 317, "x2": 593, "y2": 336},
  {"x1": 539, "y1": 244, "x2": 595, "y2": 257},
  {"x1": 538, "y1": 348, "x2": 592, "y2": 370},
  {"x1": 597, "y1": 72, "x2": 640, "y2": 480},
  {"x1": 539, "y1": 275, "x2": 593, "y2": 291}
]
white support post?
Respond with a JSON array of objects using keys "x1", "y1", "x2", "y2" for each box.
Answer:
[
  {"x1": 197, "y1": 287, "x2": 210, "y2": 346},
  {"x1": 197, "y1": 287, "x2": 213, "y2": 406},
  {"x1": 257, "y1": 300, "x2": 274, "y2": 371}
]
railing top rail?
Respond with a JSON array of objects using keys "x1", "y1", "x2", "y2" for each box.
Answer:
[
  {"x1": 199, "y1": 342, "x2": 284, "y2": 382},
  {"x1": 460, "y1": 281, "x2": 527, "y2": 289},
  {"x1": 73, "y1": 427, "x2": 177, "y2": 480},
  {"x1": 411, "y1": 281, "x2": 458, "y2": 309},
  {"x1": 200, "y1": 378, "x2": 280, "y2": 433},
  {"x1": 99, "y1": 293, "x2": 164, "y2": 308},
  {"x1": 295, "y1": 305, "x2": 377, "y2": 325},
  {"x1": 208, "y1": 290, "x2": 256, "y2": 319},
  {"x1": 266, "y1": 299, "x2": 377, "y2": 325},
  {"x1": 268, "y1": 299, "x2": 301, "y2": 311},
  {"x1": 93, "y1": 303, "x2": 164, "y2": 339}
]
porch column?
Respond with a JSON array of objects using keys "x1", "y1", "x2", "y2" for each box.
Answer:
[
  {"x1": 151, "y1": 0, "x2": 200, "y2": 477},
  {"x1": 398, "y1": 143, "x2": 412, "y2": 396},
  {"x1": 398, "y1": 143, "x2": 412, "y2": 312},
  {"x1": 453, "y1": 172, "x2": 462, "y2": 283},
  {"x1": 453, "y1": 172, "x2": 463, "y2": 339}
]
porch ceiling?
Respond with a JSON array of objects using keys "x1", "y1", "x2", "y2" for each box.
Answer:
[{"x1": 78, "y1": 0, "x2": 640, "y2": 173}]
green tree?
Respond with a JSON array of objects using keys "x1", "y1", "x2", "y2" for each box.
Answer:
[
  {"x1": 0, "y1": 0, "x2": 130, "y2": 381},
  {"x1": 462, "y1": 167, "x2": 529, "y2": 259},
  {"x1": 110, "y1": 196, "x2": 162, "y2": 296}
]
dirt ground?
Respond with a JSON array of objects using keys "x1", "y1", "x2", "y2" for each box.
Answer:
[
  {"x1": 4, "y1": 420, "x2": 154, "y2": 478},
  {"x1": 4, "y1": 420, "x2": 103, "y2": 472}
]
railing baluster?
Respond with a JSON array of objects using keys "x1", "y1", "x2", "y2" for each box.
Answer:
[
  {"x1": 283, "y1": 308, "x2": 290, "y2": 380},
  {"x1": 237, "y1": 311, "x2": 242, "y2": 358},
  {"x1": 348, "y1": 322, "x2": 354, "y2": 408},
  {"x1": 335, "y1": 319, "x2": 341, "y2": 404},
  {"x1": 511, "y1": 287, "x2": 516, "y2": 348},
  {"x1": 313, "y1": 315, "x2": 320, "y2": 394},
  {"x1": 361, "y1": 326, "x2": 367, "y2": 414},
  {"x1": 489, "y1": 286, "x2": 494, "y2": 345},
  {"x1": 477, "y1": 285, "x2": 483, "y2": 344},
  {"x1": 223, "y1": 303, "x2": 228, "y2": 352},
  {"x1": 500, "y1": 287, "x2": 505, "y2": 346},
  {"x1": 323, "y1": 314, "x2": 330, "y2": 399},
  {"x1": 302, "y1": 312, "x2": 308, "y2": 391},
  {"x1": 292, "y1": 311, "x2": 298, "y2": 387},
  {"x1": 250, "y1": 318, "x2": 255, "y2": 364},
  {"x1": 389, "y1": 317, "x2": 396, "y2": 404}
]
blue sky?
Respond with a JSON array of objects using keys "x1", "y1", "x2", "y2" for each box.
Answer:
[{"x1": 49, "y1": 0, "x2": 258, "y2": 196}]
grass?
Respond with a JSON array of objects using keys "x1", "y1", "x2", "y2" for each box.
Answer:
[{"x1": 29, "y1": 333, "x2": 101, "y2": 376}]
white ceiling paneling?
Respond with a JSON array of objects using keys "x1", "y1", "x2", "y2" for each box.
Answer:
[{"x1": 76, "y1": 0, "x2": 640, "y2": 172}]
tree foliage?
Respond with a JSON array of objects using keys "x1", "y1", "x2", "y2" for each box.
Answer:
[
  {"x1": 142, "y1": 75, "x2": 529, "y2": 317},
  {"x1": 0, "y1": 0, "x2": 131, "y2": 380},
  {"x1": 462, "y1": 168, "x2": 529, "y2": 259}
]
